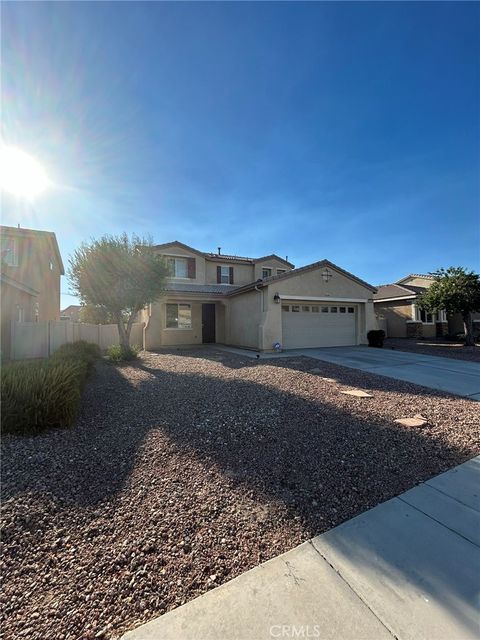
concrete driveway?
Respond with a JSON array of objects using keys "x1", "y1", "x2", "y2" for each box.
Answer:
[{"x1": 296, "y1": 346, "x2": 480, "y2": 399}]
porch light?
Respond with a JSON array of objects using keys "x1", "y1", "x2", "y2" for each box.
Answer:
[
  {"x1": 321, "y1": 268, "x2": 332, "y2": 283},
  {"x1": 273, "y1": 293, "x2": 281, "y2": 304}
]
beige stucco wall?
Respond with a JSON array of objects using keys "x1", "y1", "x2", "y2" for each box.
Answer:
[
  {"x1": 399, "y1": 276, "x2": 435, "y2": 288},
  {"x1": 375, "y1": 300, "x2": 413, "y2": 338},
  {"x1": 225, "y1": 290, "x2": 262, "y2": 349},
  {"x1": 1, "y1": 284, "x2": 36, "y2": 359}
]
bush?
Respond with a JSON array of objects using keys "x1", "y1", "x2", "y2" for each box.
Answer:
[
  {"x1": 2, "y1": 341, "x2": 100, "y2": 435},
  {"x1": 367, "y1": 329, "x2": 386, "y2": 348},
  {"x1": 53, "y1": 340, "x2": 101, "y2": 370},
  {"x1": 106, "y1": 344, "x2": 140, "y2": 362},
  {"x1": 1, "y1": 358, "x2": 89, "y2": 434}
]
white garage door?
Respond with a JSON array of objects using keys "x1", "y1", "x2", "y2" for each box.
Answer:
[{"x1": 282, "y1": 303, "x2": 357, "y2": 349}]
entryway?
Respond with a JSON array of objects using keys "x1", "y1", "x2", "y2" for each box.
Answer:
[{"x1": 202, "y1": 304, "x2": 216, "y2": 343}]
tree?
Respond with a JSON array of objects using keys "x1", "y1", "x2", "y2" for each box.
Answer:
[
  {"x1": 69, "y1": 234, "x2": 168, "y2": 349},
  {"x1": 418, "y1": 267, "x2": 480, "y2": 346},
  {"x1": 79, "y1": 304, "x2": 130, "y2": 325}
]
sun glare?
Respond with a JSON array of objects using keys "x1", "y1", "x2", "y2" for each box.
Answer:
[{"x1": 0, "y1": 145, "x2": 50, "y2": 199}]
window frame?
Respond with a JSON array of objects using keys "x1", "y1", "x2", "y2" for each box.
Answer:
[
  {"x1": 291, "y1": 305, "x2": 300, "y2": 313},
  {"x1": 167, "y1": 256, "x2": 189, "y2": 279},
  {"x1": 276, "y1": 268, "x2": 287, "y2": 275},
  {"x1": 262, "y1": 267, "x2": 272, "y2": 279},
  {"x1": 165, "y1": 303, "x2": 192, "y2": 330},
  {"x1": 220, "y1": 265, "x2": 231, "y2": 284}
]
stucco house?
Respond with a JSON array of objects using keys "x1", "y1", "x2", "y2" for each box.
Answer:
[
  {"x1": 141, "y1": 241, "x2": 377, "y2": 351},
  {"x1": 1, "y1": 225, "x2": 64, "y2": 359},
  {"x1": 374, "y1": 274, "x2": 451, "y2": 338}
]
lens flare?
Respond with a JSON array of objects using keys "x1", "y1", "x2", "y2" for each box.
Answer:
[{"x1": 0, "y1": 145, "x2": 50, "y2": 198}]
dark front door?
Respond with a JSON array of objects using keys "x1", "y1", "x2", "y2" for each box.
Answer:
[{"x1": 202, "y1": 304, "x2": 216, "y2": 343}]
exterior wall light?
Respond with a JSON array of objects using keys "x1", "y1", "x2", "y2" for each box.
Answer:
[
  {"x1": 321, "y1": 268, "x2": 332, "y2": 283},
  {"x1": 273, "y1": 293, "x2": 281, "y2": 304}
]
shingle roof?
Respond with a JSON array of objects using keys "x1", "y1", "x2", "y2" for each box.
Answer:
[
  {"x1": 374, "y1": 284, "x2": 418, "y2": 300},
  {"x1": 165, "y1": 283, "x2": 239, "y2": 295}
]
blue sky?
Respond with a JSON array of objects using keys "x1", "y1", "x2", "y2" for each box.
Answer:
[{"x1": 1, "y1": 1, "x2": 479, "y2": 309}]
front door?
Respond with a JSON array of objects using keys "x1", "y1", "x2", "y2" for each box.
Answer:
[{"x1": 202, "y1": 304, "x2": 216, "y2": 343}]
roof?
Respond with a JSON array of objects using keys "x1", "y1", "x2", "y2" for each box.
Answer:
[
  {"x1": 165, "y1": 283, "x2": 239, "y2": 295},
  {"x1": 396, "y1": 273, "x2": 433, "y2": 283},
  {"x1": 1, "y1": 273, "x2": 39, "y2": 296},
  {"x1": 0, "y1": 225, "x2": 65, "y2": 275},
  {"x1": 228, "y1": 259, "x2": 377, "y2": 296},
  {"x1": 61, "y1": 304, "x2": 82, "y2": 313},
  {"x1": 374, "y1": 284, "x2": 418, "y2": 301},
  {"x1": 154, "y1": 241, "x2": 294, "y2": 267}
]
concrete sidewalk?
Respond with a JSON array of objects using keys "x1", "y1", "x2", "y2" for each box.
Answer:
[
  {"x1": 122, "y1": 457, "x2": 480, "y2": 640},
  {"x1": 217, "y1": 345, "x2": 480, "y2": 399}
]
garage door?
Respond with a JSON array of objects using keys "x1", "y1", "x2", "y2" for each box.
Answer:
[{"x1": 282, "y1": 303, "x2": 357, "y2": 349}]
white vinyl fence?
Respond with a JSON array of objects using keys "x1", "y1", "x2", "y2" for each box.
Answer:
[{"x1": 10, "y1": 320, "x2": 145, "y2": 360}]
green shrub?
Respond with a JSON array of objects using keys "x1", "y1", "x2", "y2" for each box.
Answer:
[
  {"x1": 1, "y1": 358, "x2": 89, "y2": 434},
  {"x1": 53, "y1": 341, "x2": 101, "y2": 368},
  {"x1": 107, "y1": 344, "x2": 140, "y2": 362}
]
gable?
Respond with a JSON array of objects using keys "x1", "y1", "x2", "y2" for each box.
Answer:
[
  {"x1": 397, "y1": 274, "x2": 435, "y2": 287},
  {"x1": 271, "y1": 263, "x2": 374, "y2": 299},
  {"x1": 154, "y1": 241, "x2": 205, "y2": 258}
]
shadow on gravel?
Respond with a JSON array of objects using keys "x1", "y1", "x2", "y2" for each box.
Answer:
[{"x1": 2, "y1": 353, "x2": 477, "y2": 634}]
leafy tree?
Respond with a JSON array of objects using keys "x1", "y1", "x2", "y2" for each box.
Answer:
[
  {"x1": 69, "y1": 234, "x2": 168, "y2": 348},
  {"x1": 418, "y1": 267, "x2": 480, "y2": 346},
  {"x1": 79, "y1": 304, "x2": 130, "y2": 325}
]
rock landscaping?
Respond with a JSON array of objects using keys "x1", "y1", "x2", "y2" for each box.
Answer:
[
  {"x1": 1, "y1": 348, "x2": 479, "y2": 640},
  {"x1": 385, "y1": 338, "x2": 480, "y2": 362}
]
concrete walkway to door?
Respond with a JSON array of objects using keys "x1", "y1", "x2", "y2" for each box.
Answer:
[
  {"x1": 295, "y1": 346, "x2": 480, "y2": 399},
  {"x1": 122, "y1": 457, "x2": 480, "y2": 640}
]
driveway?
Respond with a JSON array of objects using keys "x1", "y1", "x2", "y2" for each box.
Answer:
[{"x1": 294, "y1": 346, "x2": 480, "y2": 399}]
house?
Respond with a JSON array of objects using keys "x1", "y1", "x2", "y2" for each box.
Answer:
[
  {"x1": 141, "y1": 241, "x2": 377, "y2": 351},
  {"x1": 1, "y1": 225, "x2": 64, "y2": 359},
  {"x1": 61, "y1": 304, "x2": 82, "y2": 322},
  {"x1": 374, "y1": 274, "x2": 450, "y2": 338}
]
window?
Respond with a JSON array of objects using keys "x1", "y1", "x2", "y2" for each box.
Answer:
[
  {"x1": 277, "y1": 269, "x2": 287, "y2": 275},
  {"x1": 282, "y1": 305, "x2": 290, "y2": 312},
  {"x1": 339, "y1": 307, "x2": 346, "y2": 313},
  {"x1": 311, "y1": 306, "x2": 319, "y2": 313},
  {"x1": 291, "y1": 305, "x2": 300, "y2": 312},
  {"x1": 418, "y1": 309, "x2": 434, "y2": 324},
  {"x1": 167, "y1": 257, "x2": 188, "y2": 278},
  {"x1": 1, "y1": 237, "x2": 17, "y2": 266},
  {"x1": 348, "y1": 307, "x2": 355, "y2": 313},
  {"x1": 16, "y1": 306, "x2": 24, "y2": 322},
  {"x1": 330, "y1": 307, "x2": 338, "y2": 313},
  {"x1": 302, "y1": 305, "x2": 310, "y2": 312},
  {"x1": 321, "y1": 306, "x2": 329, "y2": 313},
  {"x1": 220, "y1": 266, "x2": 231, "y2": 283},
  {"x1": 262, "y1": 267, "x2": 272, "y2": 279},
  {"x1": 166, "y1": 303, "x2": 192, "y2": 329}
]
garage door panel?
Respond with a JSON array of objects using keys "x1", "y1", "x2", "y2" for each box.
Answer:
[{"x1": 282, "y1": 304, "x2": 357, "y2": 349}]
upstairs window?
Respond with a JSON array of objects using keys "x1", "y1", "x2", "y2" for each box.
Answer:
[
  {"x1": 262, "y1": 267, "x2": 272, "y2": 279},
  {"x1": 1, "y1": 237, "x2": 17, "y2": 266},
  {"x1": 166, "y1": 257, "x2": 195, "y2": 279},
  {"x1": 277, "y1": 269, "x2": 287, "y2": 275},
  {"x1": 220, "y1": 266, "x2": 230, "y2": 283}
]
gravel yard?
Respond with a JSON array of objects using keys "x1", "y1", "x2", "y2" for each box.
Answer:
[
  {"x1": 2, "y1": 348, "x2": 479, "y2": 640},
  {"x1": 385, "y1": 338, "x2": 480, "y2": 361}
]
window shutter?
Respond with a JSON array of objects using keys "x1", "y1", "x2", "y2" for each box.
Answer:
[
  {"x1": 187, "y1": 258, "x2": 196, "y2": 279},
  {"x1": 229, "y1": 267, "x2": 234, "y2": 284},
  {"x1": 217, "y1": 266, "x2": 221, "y2": 284}
]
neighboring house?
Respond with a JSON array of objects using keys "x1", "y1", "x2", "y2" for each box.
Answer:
[
  {"x1": 61, "y1": 304, "x2": 82, "y2": 322},
  {"x1": 141, "y1": 241, "x2": 377, "y2": 351},
  {"x1": 374, "y1": 274, "x2": 451, "y2": 338},
  {"x1": 1, "y1": 225, "x2": 64, "y2": 359}
]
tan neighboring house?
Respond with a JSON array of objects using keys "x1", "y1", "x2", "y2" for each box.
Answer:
[
  {"x1": 141, "y1": 241, "x2": 377, "y2": 351},
  {"x1": 1, "y1": 225, "x2": 64, "y2": 359},
  {"x1": 374, "y1": 273, "x2": 457, "y2": 338}
]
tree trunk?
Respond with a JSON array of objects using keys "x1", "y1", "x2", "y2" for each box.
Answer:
[
  {"x1": 463, "y1": 311, "x2": 475, "y2": 347},
  {"x1": 116, "y1": 313, "x2": 129, "y2": 349}
]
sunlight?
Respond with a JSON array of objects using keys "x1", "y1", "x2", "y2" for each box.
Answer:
[{"x1": 0, "y1": 145, "x2": 50, "y2": 199}]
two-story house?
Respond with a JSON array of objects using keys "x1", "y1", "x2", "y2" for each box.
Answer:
[
  {"x1": 1, "y1": 225, "x2": 64, "y2": 359},
  {"x1": 142, "y1": 241, "x2": 377, "y2": 351}
]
